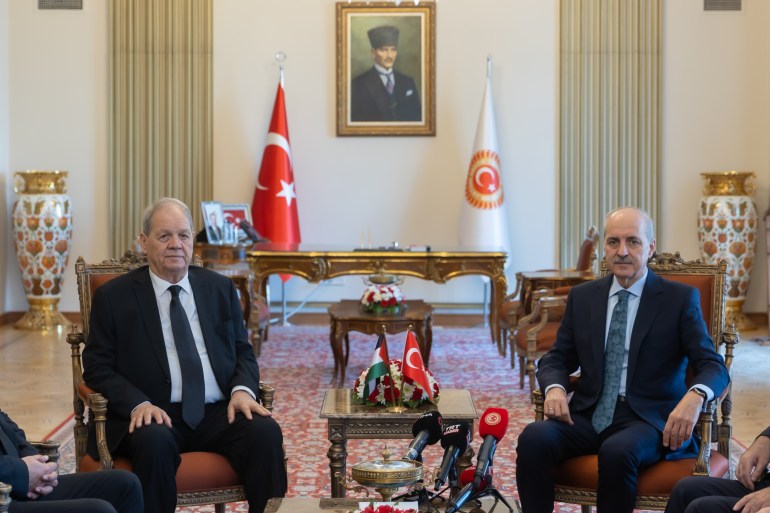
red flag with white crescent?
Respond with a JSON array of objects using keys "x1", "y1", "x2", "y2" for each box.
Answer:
[
  {"x1": 402, "y1": 331, "x2": 434, "y2": 402},
  {"x1": 251, "y1": 82, "x2": 301, "y2": 281}
]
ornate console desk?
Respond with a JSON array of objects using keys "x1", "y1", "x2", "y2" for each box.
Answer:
[{"x1": 245, "y1": 243, "x2": 508, "y2": 347}]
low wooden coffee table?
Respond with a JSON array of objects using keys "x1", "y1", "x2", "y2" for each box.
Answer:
[
  {"x1": 328, "y1": 299, "x2": 433, "y2": 387},
  {"x1": 319, "y1": 388, "x2": 477, "y2": 498}
]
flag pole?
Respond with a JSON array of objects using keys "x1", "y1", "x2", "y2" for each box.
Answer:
[
  {"x1": 275, "y1": 51, "x2": 286, "y2": 87},
  {"x1": 382, "y1": 325, "x2": 398, "y2": 410},
  {"x1": 487, "y1": 54, "x2": 492, "y2": 79}
]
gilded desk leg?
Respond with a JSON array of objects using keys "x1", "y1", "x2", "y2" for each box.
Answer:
[
  {"x1": 328, "y1": 421, "x2": 348, "y2": 498},
  {"x1": 490, "y1": 272, "x2": 507, "y2": 355}
]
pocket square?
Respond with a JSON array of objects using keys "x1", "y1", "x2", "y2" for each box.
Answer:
[{"x1": 406, "y1": 89, "x2": 414, "y2": 96}]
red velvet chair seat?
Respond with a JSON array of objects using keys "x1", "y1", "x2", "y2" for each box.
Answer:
[{"x1": 79, "y1": 452, "x2": 242, "y2": 493}]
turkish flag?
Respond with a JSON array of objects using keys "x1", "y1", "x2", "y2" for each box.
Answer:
[
  {"x1": 251, "y1": 82, "x2": 301, "y2": 281},
  {"x1": 402, "y1": 331, "x2": 434, "y2": 402}
]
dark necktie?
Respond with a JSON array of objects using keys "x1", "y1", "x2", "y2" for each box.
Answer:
[
  {"x1": 0, "y1": 424, "x2": 19, "y2": 457},
  {"x1": 381, "y1": 72, "x2": 394, "y2": 95},
  {"x1": 168, "y1": 285, "x2": 205, "y2": 429},
  {"x1": 592, "y1": 289, "x2": 631, "y2": 433}
]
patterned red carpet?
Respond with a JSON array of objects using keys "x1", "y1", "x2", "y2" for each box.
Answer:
[{"x1": 49, "y1": 324, "x2": 734, "y2": 512}]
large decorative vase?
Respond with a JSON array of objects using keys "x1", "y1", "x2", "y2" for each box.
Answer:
[
  {"x1": 697, "y1": 171, "x2": 757, "y2": 331},
  {"x1": 12, "y1": 170, "x2": 72, "y2": 330}
]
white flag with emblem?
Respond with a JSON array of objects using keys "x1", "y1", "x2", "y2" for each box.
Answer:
[{"x1": 458, "y1": 69, "x2": 510, "y2": 256}]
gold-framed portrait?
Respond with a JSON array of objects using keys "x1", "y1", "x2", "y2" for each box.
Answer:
[{"x1": 336, "y1": 2, "x2": 436, "y2": 136}]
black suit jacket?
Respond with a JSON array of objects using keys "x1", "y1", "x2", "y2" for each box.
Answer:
[
  {"x1": 350, "y1": 67, "x2": 421, "y2": 122},
  {"x1": 0, "y1": 410, "x2": 39, "y2": 500},
  {"x1": 82, "y1": 265, "x2": 259, "y2": 455},
  {"x1": 536, "y1": 270, "x2": 729, "y2": 458}
]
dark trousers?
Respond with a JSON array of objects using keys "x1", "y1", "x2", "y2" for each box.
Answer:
[
  {"x1": 116, "y1": 401, "x2": 286, "y2": 513},
  {"x1": 9, "y1": 470, "x2": 142, "y2": 513},
  {"x1": 665, "y1": 474, "x2": 770, "y2": 513},
  {"x1": 516, "y1": 397, "x2": 665, "y2": 513}
]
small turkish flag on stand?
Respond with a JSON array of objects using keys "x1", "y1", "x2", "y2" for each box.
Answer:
[
  {"x1": 251, "y1": 80, "x2": 301, "y2": 282},
  {"x1": 402, "y1": 331, "x2": 434, "y2": 402}
]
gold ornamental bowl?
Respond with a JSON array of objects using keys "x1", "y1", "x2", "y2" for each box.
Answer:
[{"x1": 350, "y1": 446, "x2": 423, "y2": 501}]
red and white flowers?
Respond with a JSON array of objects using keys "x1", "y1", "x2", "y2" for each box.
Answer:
[
  {"x1": 353, "y1": 359, "x2": 440, "y2": 408},
  {"x1": 360, "y1": 284, "x2": 407, "y2": 314}
]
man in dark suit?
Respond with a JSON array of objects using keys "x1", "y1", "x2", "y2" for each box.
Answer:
[
  {"x1": 665, "y1": 425, "x2": 770, "y2": 513},
  {"x1": 516, "y1": 207, "x2": 730, "y2": 513},
  {"x1": 82, "y1": 198, "x2": 287, "y2": 513},
  {"x1": 0, "y1": 409, "x2": 142, "y2": 513},
  {"x1": 350, "y1": 25, "x2": 421, "y2": 122},
  {"x1": 205, "y1": 211, "x2": 223, "y2": 243}
]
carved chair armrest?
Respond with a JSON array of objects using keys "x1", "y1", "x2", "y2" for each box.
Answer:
[
  {"x1": 0, "y1": 482, "x2": 10, "y2": 513},
  {"x1": 259, "y1": 383, "x2": 275, "y2": 412},
  {"x1": 29, "y1": 441, "x2": 60, "y2": 463},
  {"x1": 524, "y1": 294, "x2": 568, "y2": 351},
  {"x1": 503, "y1": 272, "x2": 523, "y2": 302},
  {"x1": 693, "y1": 400, "x2": 718, "y2": 475},
  {"x1": 516, "y1": 288, "x2": 554, "y2": 327}
]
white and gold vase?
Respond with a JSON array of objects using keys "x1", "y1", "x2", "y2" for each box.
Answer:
[
  {"x1": 697, "y1": 171, "x2": 757, "y2": 331},
  {"x1": 12, "y1": 170, "x2": 73, "y2": 330}
]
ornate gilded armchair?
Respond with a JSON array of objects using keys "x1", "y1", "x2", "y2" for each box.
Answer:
[
  {"x1": 531, "y1": 252, "x2": 738, "y2": 511},
  {"x1": 66, "y1": 252, "x2": 276, "y2": 513}
]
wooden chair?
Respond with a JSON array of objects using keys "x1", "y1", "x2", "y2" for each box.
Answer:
[
  {"x1": 531, "y1": 252, "x2": 739, "y2": 512},
  {"x1": 66, "y1": 252, "x2": 276, "y2": 513},
  {"x1": 500, "y1": 226, "x2": 598, "y2": 358}
]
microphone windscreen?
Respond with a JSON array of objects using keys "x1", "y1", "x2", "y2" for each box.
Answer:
[
  {"x1": 460, "y1": 465, "x2": 493, "y2": 486},
  {"x1": 440, "y1": 422, "x2": 470, "y2": 452},
  {"x1": 478, "y1": 407, "x2": 509, "y2": 441},
  {"x1": 412, "y1": 411, "x2": 443, "y2": 445}
]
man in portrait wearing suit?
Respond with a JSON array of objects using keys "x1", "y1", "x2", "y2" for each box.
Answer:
[
  {"x1": 0, "y1": 409, "x2": 142, "y2": 513},
  {"x1": 350, "y1": 25, "x2": 421, "y2": 122},
  {"x1": 516, "y1": 207, "x2": 730, "y2": 513},
  {"x1": 205, "y1": 210, "x2": 223, "y2": 243},
  {"x1": 82, "y1": 197, "x2": 287, "y2": 513},
  {"x1": 665, "y1": 425, "x2": 770, "y2": 512}
]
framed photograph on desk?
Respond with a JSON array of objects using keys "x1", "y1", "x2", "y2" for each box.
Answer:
[{"x1": 201, "y1": 201, "x2": 225, "y2": 245}]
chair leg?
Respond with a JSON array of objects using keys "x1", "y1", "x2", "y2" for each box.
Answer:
[
  {"x1": 581, "y1": 506, "x2": 592, "y2": 513},
  {"x1": 215, "y1": 503, "x2": 227, "y2": 513},
  {"x1": 509, "y1": 332, "x2": 516, "y2": 369},
  {"x1": 500, "y1": 328, "x2": 507, "y2": 358},
  {"x1": 527, "y1": 360, "x2": 537, "y2": 399},
  {"x1": 518, "y1": 356, "x2": 526, "y2": 389}
]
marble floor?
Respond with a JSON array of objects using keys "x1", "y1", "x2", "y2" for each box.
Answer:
[{"x1": 0, "y1": 321, "x2": 767, "y2": 444}]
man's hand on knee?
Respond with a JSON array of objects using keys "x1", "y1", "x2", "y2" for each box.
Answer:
[
  {"x1": 733, "y1": 486, "x2": 770, "y2": 513},
  {"x1": 662, "y1": 391, "x2": 701, "y2": 450},
  {"x1": 130, "y1": 402, "x2": 172, "y2": 432},
  {"x1": 227, "y1": 390, "x2": 272, "y2": 423}
]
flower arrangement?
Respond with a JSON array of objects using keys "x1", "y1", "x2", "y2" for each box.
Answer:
[
  {"x1": 353, "y1": 359, "x2": 440, "y2": 408},
  {"x1": 360, "y1": 284, "x2": 407, "y2": 314},
  {"x1": 348, "y1": 503, "x2": 417, "y2": 513}
]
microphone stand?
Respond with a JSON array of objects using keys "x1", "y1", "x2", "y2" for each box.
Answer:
[{"x1": 466, "y1": 483, "x2": 515, "y2": 513}]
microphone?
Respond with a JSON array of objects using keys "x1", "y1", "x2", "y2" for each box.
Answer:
[
  {"x1": 474, "y1": 408, "x2": 509, "y2": 490},
  {"x1": 434, "y1": 422, "x2": 471, "y2": 491},
  {"x1": 445, "y1": 466, "x2": 497, "y2": 513},
  {"x1": 403, "y1": 411, "x2": 443, "y2": 461}
]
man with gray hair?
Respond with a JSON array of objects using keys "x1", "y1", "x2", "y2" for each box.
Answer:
[
  {"x1": 83, "y1": 198, "x2": 286, "y2": 513},
  {"x1": 350, "y1": 25, "x2": 421, "y2": 122}
]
